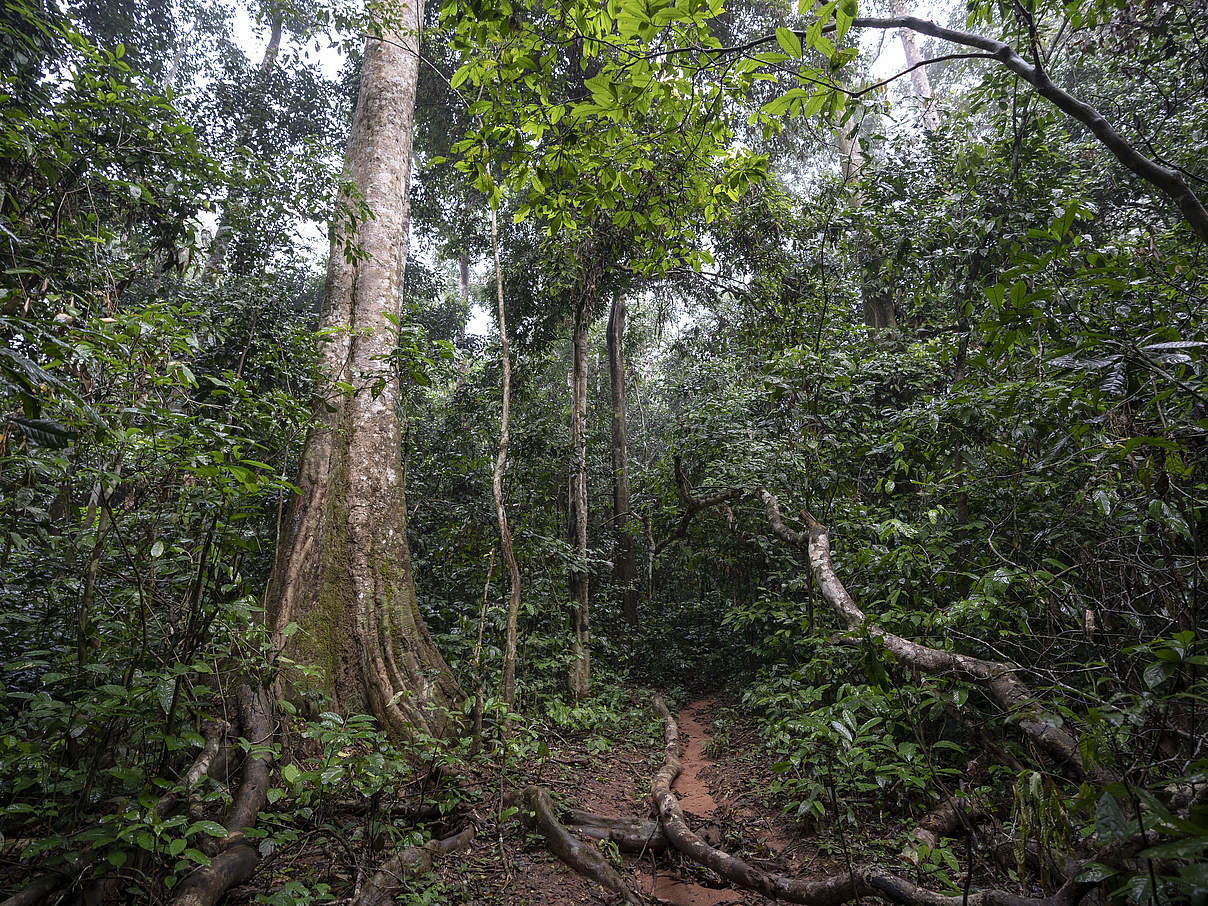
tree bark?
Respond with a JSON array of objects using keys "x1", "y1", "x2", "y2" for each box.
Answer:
[
  {"x1": 169, "y1": 685, "x2": 273, "y2": 906},
  {"x1": 521, "y1": 786, "x2": 642, "y2": 904},
  {"x1": 265, "y1": 0, "x2": 460, "y2": 738},
  {"x1": 834, "y1": 113, "x2": 894, "y2": 329},
  {"x1": 491, "y1": 204, "x2": 523, "y2": 710},
  {"x1": 567, "y1": 297, "x2": 591, "y2": 700},
  {"x1": 607, "y1": 295, "x2": 637, "y2": 625},
  {"x1": 350, "y1": 826, "x2": 475, "y2": 906},
  {"x1": 458, "y1": 252, "x2": 470, "y2": 306}
]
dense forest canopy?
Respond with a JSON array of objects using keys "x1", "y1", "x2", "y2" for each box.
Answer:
[{"x1": 0, "y1": 0, "x2": 1205, "y2": 904}]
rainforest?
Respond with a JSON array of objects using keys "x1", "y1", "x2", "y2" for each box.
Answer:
[{"x1": 0, "y1": 0, "x2": 1205, "y2": 903}]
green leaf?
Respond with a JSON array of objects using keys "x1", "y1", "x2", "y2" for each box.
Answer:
[
  {"x1": 836, "y1": 0, "x2": 858, "y2": 39},
  {"x1": 281, "y1": 764, "x2": 301, "y2": 785},
  {"x1": 1095, "y1": 792, "x2": 1129, "y2": 842},
  {"x1": 187, "y1": 820, "x2": 229, "y2": 839},
  {"x1": 1140, "y1": 837, "x2": 1208, "y2": 859},
  {"x1": 776, "y1": 27, "x2": 803, "y2": 59},
  {"x1": 11, "y1": 417, "x2": 76, "y2": 449}
]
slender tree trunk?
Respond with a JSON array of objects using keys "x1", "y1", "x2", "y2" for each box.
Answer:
[
  {"x1": 607, "y1": 296, "x2": 637, "y2": 625},
  {"x1": 892, "y1": 0, "x2": 940, "y2": 131},
  {"x1": 265, "y1": 0, "x2": 460, "y2": 738},
  {"x1": 491, "y1": 205, "x2": 523, "y2": 709},
  {"x1": 458, "y1": 252, "x2": 470, "y2": 306},
  {"x1": 202, "y1": 13, "x2": 284, "y2": 279},
  {"x1": 568, "y1": 297, "x2": 591, "y2": 700},
  {"x1": 836, "y1": 127, "x2": 895, "y2": 329}
]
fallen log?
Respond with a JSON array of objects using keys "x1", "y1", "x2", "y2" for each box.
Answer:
[
  {"x1": 651, "y1": 695, "x2": 1097, "y2": 906},
  {"x1": 350, "y1": 825, "x2": 475, "y2": 906},
  {"x1": 168, "y1": 684, "x2": 274, "y2": 906},
  {"x1": 521, "y1": 785, "x2": 644, "y2": 904}
]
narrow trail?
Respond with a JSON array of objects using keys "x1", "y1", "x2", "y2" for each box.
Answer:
[
  {"x1": 433, "y1": 694, "x2": 826, "y2": 905},
  {"x1": 642, "y1": 696, "x2": 736, "y2": 906},
  {"x1": 669, "y1": 698, "x2": 719, "y2": 819}
]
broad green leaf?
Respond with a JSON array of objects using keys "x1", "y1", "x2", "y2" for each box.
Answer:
[{"x1": 776, "y1": 27, "x2": 803, "y2": 59}]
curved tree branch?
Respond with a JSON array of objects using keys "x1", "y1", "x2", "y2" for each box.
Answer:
[
  {"x1": 653, "y1": 456, "x2": 747, "y2": 556},
  {"x1": 845, "y1": 16, "x2": 1208, "y2": 239},
  {"x1": 689, "y1": 16, "x2": 1208, "y2": 239},
  {"x1": 759, "y1": 491, "x2": 1116, "y2": 784}
]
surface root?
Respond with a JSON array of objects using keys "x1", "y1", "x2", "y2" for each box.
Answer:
[{"x1": 521, "y1": 785, "x2": 645, "y2": 904}]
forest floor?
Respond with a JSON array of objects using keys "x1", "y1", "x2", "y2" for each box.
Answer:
[{"x1": 430, "y1": 695, "x2": 845, "y2": 906}]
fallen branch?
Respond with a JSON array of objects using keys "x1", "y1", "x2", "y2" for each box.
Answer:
[
  {"x1": 520, "y1": 785, "x2": 644, "y2": 904},
  {"x1": 169, "y1": 685, "x2": 274, "y2": 906},
  {"x1": 350, "y1": 825, "x2": 475, "y2": 906},
  {"x1": 650, "y1": 695, "x2": 1096, "y2": 906},
  {"x1": 759, "y1": 490, "x2": 1114, "y2": 784}
]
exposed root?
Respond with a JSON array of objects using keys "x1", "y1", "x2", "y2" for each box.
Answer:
[
  {"x1": 901, "y1": 794, "x2": 985, "y2": 865},
  {"x1": 155, "y1": 718, "x2": 229, "y2": 820},
  {"x1": 650, "y1": 695, "x2": 1095, "y2": 906},
  {"x1": 350, "y1": 825, "x2": 475, "y2": 906},
  {"x1": 169, "y1": 685, "x2": 273, "y2": 906},
  {"x1": 0, "y1": 871, "x2": 72, "y2": 906},
  {"x1": 565, "y1": 810, "x2": 669, "y2": 852},
  {"x1": 521, "y1": 785, "x2": 645, "y2": 904},
  {"x1": 903, "y1": 768, "x2": 985, "y2": 869}
]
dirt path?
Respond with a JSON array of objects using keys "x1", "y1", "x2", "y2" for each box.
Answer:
[
  {"x1": 434, "y1": 695, "x2": 817, "y2": 905},
  {"x1": 670, "y1": 698, "x2": 718, "y2": 819}
]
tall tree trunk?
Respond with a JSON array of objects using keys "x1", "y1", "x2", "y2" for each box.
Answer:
[
  {"x1": 892, "y1": 0, "x2": 939, "y2": 131},
  {"x1": 836, "y1": 127, "x2": 895, "y2": 329},
  {"x1": 202, "y1": 13, "x2": 283, "y2": 280},
  {"x1": 458, "y1": 252, "x2": 470, "y2": 306},
  {"x1": 567, "y1": 297, "x2": 591, "y2": 700},
  {"x1": 491, "y1": 205, "x2": 523, "y2": 709},
  {"x1": 265, "y1": 0, "x2": 459, "y2": 738},
  {"x1": 607, "y1": 296, "x2": 637, "y2": 626}
]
